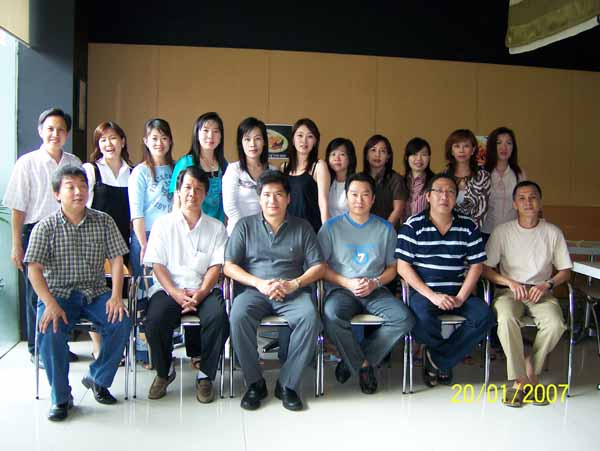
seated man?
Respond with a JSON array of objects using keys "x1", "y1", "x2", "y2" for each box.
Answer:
[
  {"x1": 143, "y1": 167, "x2": 229, "y2": 403},
  {"x1": 320, "y1": 173, "x2": 414, "y2": 394},
  {"x1": 24, "y1": 165, "x2": 130, "y2": 421},
  {"x1": 224, "y1": 170, "x2": 325, "y2": 411},
  {"x1": 483, "y1": 180, "x2": 570, "y2": 407},
  {"x1": 397, "y1": 173, "x2": 495, "y2": 387}
]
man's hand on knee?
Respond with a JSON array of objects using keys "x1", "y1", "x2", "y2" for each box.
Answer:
[{"x1": 40, "y1": 300, "x2": 68, "y2": 333}]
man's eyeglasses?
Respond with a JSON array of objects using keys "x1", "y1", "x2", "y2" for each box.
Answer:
[{"x1": 429, "y1": 188, "x2": 457, "y2": 197}]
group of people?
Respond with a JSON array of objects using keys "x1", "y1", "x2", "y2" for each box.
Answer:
[{"x1": 3, "y1": 107, "x2": 572, "y2": 421}]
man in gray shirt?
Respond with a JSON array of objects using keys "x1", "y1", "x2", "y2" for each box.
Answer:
[
  {"x1": 224, "y1": 170, "x2": 325, "y2": 412},
  {"x1": 319, "y1": 173, "x2": 414, "y2": 394}
]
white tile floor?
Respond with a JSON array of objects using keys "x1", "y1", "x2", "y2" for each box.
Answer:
[{"x1": 0, "y1": 337, "x2": 599, "y2": 451}]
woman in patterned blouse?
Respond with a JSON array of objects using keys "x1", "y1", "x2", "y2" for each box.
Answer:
[
  {"x1": 444, "y1": 129, "x2": 491, "y2": 227},
  {"x1": 403, "y1": 137, "x2": 434, "y2": 221}
]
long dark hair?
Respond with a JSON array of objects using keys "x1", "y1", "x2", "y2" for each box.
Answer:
[
  {"x1": 284, "y1": 118, "x2": 320, "y2": 174},
  {"x1": 325, "y1": 137, "x2": 357, "y2": 184},
  {"x1": 403, "y1": 137, "x2": 434, "y2": 195},
  {"x1": 444, "y1": 128, "x2": 480, "y2": 176},
  {"x1": 237, "y1": 117, "x2": 269, "y2": 173},
  {"x1": 363, "y1": 134, "x2": 394, "y2": 182},
  {"x1": 484, "y1": 126, "x2": 523, "y2": 177},
  {"x1": 188, "y1": 112, "x2": 227, "y2": 173},
  {"x1": 142, "y1": 118, "x2": 174, "y2": 181},
  {"x1": 90, "y1": 121, "x2": 133, "y2": 166}
]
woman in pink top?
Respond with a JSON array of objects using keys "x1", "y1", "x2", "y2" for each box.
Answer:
[
  {"x1": 403, "y1": 137, "x2": 434, "y2": 221},
  {"x1": 482, "y1": 127, "x2": 526, "y2": 241}
]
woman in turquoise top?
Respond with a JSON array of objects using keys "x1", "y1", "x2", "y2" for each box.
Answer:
[{"x1": 169, "y1": 112, "x2": 227, "y2": 222}]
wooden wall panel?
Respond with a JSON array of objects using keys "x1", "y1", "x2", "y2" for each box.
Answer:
[
  {"x1": 375, "y1": 57, "x2": 478, "y2": 173},
  {"x1": 87, "y1": 44, "x2": 160, "y2": 163},
  {"x1": 572, "y1": 71, "x2": 600, "y2": 207},
  {"x1": 157, "y1": 47, "x2": 269, "y2": 162},
  {"x1": 268, "y1": 51, "x2": 376, "y2": 161},
  {"x1": 477, "y1": 65, "x2": 572, "y2": 205}
]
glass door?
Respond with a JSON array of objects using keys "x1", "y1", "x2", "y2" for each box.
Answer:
[{"x1": 0, "y1": 29, "x2": 20, "y2": 357}]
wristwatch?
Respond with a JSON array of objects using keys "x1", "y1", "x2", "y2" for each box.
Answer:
[
  {"x1": 545, "y1": 279, "x2": 555, "y2": 290},
  {"x1": 371, "y1": 277, "x2": 383, "y2": 289}
]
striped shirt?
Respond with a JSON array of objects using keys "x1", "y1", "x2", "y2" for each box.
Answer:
[{"x1": 395, "y1": 210, "x2": 486, "y2": 294}]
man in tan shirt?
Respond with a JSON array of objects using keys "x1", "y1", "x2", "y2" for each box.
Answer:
[{"x1": 483, "y1": 181, "x2": 572, "y2": 407}]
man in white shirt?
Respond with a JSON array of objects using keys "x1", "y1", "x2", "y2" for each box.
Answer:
[
  {"x1": 143, "y1": 166, "x2": 229, "y2": 403},
  {"x1": 483, "y1": 181, "x2": 571, "y2": 407},
  {"x1": 3, "y1": 108, "x2": 81, "y2": 362}
]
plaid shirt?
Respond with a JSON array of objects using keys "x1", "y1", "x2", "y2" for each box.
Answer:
[{"x1": 24, "y1": 208, "x2": 129, "y2": 302}]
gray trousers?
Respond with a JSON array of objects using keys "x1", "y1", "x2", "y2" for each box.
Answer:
[
  {"x1": 323, "y1": 287, "x2": 415, "y2": 375},
  {"x1": 230, "y1": 287, "x2": 321, "y2": 391}
]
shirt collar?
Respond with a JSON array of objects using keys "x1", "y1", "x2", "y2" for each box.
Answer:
[
  {"x1": 58, "y1": 207, "x2": 90, "y2": 226},
  {"x1": 177, "y1": 209, "x2": 203, "y2": 232},
  {"x1": 39, "y1": 147, "x2": 64, "y2": 164},
  {"x1": 424, "y1": 207, "x2": 458, "y2": 226},
  {"x1": 97, "y1": 157, "x2": 131, "y2": 173}
]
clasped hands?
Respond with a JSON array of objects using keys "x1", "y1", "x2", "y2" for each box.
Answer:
[
  {"x1": 345, "y1": 277, "x2": 377, "y2": 298},
  {"x1": 172, "y1": 288, "x2": 207, "y2": 313},
  {"x1": 429, "y1": 292, "x2": 466, "y2": 311},
  {"x1": 507, "y1": 281, "x2": 548, "y2": 303},
  {"x1": 256, "y1": 278, "x2": 299, "y2": 302}
]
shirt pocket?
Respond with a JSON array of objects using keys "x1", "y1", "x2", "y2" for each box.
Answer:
[
  {"x1": 83, "y1": 241, "x2": 105, "y2": 268},
  {"x1": 189, "y1": 251, "x2": 211, "y2": 276}
]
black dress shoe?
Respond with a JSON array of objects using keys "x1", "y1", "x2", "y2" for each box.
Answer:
[
  {"x1": 241, "y1": 378, "x2": 268, "y2": 411},
  {"x1": 48, "y1": 397, "x2": 73, "y2": 421},
  {"x1": 68, "y1": 351, "x2": 79, "y2": 362},
  {"x1": 335, "y1": 360, "x2": 351, "y2": 384},
  {"x1": 82, "y1": 376, "x2": 117, "y2": 405},
  {"x1": 359, "y1": 366, "x2": 378, "y2": 394},
  {"x1": 438, "y1": 367, "x2": 454, "y2": 385},
  {"x1": 274, "y1": 380, "x2": 303, "y2": 411}
]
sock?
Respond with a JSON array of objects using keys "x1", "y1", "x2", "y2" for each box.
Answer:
[{"x1": 196, "y1": 370, "x2": 208, "y2": 380}]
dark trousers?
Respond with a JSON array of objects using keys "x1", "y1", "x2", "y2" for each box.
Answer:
[
  {"x1": 144, "y1": 288, "x2": 229, "y2": 379},
  {"x1": 22, "y1": 223, "x2": 37, "y2": 355},
  {"x1": 409, "y1": 290, "x2": 495, "y2": 370}
]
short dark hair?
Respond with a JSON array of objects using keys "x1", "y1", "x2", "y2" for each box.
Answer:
[
  {"x1": 513, "y1": 180, "x2": 542, "y2": 200},
  {"x1": 51, "y1": 164, "x2": 87, "y2": 193},
  {"x1": 256, "y1": 170, "x2": 290, "y2": 195},
  {"x1": 345, "y1": 172, "x2": 376, "y2": 195},
  {"x1": 38, "y1": 108, "x2": 72, "y2": 132},
  {"x1": 325, "y1": 137, "x2": 357, "y2": 184},
  {"x1": 176, "y1": 166, "x2": 209, "y2": 193},
  {"x1": 426, "y1": 173, "x2": 458, "y2": 193}
]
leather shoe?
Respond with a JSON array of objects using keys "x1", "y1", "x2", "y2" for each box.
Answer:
[
  {"x1": 241, "y1": 378, "x2": 268, "y2": 411},
  {"x1": 275, "y1": 380, "x2": 303, "y2": 411},
  {"x1": 195, "y1": 378, "x2": 214, "y2": 404},
  {"x1": 68, "y1": 351, "x2": 79, "y2": 362},
  {"x1": 359, "y1": 365, "x2": 378, "y2": 394},
  {"x1": 148, "y1": 369, "x2": 176, "y2": 400},
  {"x1": 335, "y1": 360, "x2": 351, "y2": 384},
  {"x1": 82, "y1": 376, "x2": 117, "y2": 405},
  {"x1": 48, "y1": 397, "x2": 73, "y2": 421}
]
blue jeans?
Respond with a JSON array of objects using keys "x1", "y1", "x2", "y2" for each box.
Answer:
[
  {"x1": 130, "y1": 231, "x2": 150, "y2": 279},
  {"x1": 37, "y1": 291, "x2": 131, "y2": 405},
  {"x1": 409, "y1": 290, "x2": 495, "y2": 371}
]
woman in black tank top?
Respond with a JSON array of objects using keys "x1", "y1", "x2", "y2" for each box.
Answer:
[
  {"x1": 282, "y1": 118, "x2": 331, "y2": 233},
  {"x1": 83, "y1": 121, "x2": 133, "y2": 359}
]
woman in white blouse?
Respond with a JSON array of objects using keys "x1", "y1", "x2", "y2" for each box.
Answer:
[
  {"x1": 325, "y1": 137, "x2": 356, "y2": 218},
  {"x1": 222, "y1": 117, "x2": 272, "y2": 235},
  {"x1": 482, "y1": 126, "x2": 526, "y2": 241}
]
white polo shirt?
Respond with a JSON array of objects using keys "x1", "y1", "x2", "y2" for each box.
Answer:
[
  {"x1": 3, "y1": 148, "x2": 82, "y2": 224},
  {"x1": 143, "y1": 210, "x2": 227, "y2": 297}
]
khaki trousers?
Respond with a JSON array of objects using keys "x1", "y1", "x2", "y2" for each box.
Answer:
[{"x1": 493, "y1": 288, "x2": 566, "y2": 381}]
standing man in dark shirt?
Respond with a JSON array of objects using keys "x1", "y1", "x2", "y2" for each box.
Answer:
[{"x1": 224, "y1": 170, "x2": 325, "y2": 411}]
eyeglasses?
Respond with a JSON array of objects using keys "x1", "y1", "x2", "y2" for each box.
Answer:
[{"x1": 429, "y1": 188, "x2": 457, "y2": 197}]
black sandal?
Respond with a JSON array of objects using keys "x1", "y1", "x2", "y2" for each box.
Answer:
[{"x1": 422, "y1": 347, "x2": 438, "y2": 387}]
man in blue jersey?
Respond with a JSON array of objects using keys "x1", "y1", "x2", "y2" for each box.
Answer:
[
  {"x1": 320, "y1": 173, "x2": 414, "y2": 394},
  {"x1": 396, "y1": 173, "x2": 494, "y2": 387}
]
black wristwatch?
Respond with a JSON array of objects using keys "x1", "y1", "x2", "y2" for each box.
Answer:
[{"x1": 545, "y1": 279, "x2": 555, "y2": 290}]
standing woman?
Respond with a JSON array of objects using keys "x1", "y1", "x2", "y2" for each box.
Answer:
[
  {"x1": 170, "y1": 112, "x2": 227, "y2": 222},
  {"x1": 83, "y1": 121, "x2": 133, "y2": 263},
  {"x1": 222, "y1": 117, "x2": 272, "y2": 235},
  {"x1": 83, "y1": 121, "x2": 133, "y2": 360},
  {"x1": 129, "y1": 118, "x2": 175, "y2": 280},
  {"x1": 403, "y1": 137, "x2": 435, "y2": 220},
  {"x1": 482, "y1": 127, "x2": 526, "y2": 241},
  {"x1": 444, "y1": 129, "x2": 491, "y2": 227},
  {"x1": 325, "y1": 137, "x2": 357, "y2": 218},
  {"x1": 282, "y1": 118, "x2": 330, "y2": 232},
  {"x1": 363, "y1": 134, "x2": 407, "y2": 229}
]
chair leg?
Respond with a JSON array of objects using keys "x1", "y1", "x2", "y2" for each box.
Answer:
[
  {"x1": 124, "y1": 328, "x2": 131, "y2": 400},
  {"x1": 409, "y1": 334, "x2": 414, "y2": 394},
  {"x1": 229, "y1": 339, "x2": 235, "y2": 398},
  {"x1": 34, "y1": 324, "x2": 40, "y2": 400},
  {"x1": 220, "y1": 348, "x2": 225, "y2": 399},
  {"x1": 590, "y1": 301, "x2": 600, "y2": 356},
  {"x1": 484, "y1": 334, "x2": 491, "y2": 387},
  {"x1": 320, "y1": 335, "x2": 324, "y2": 396},
  {"x1": 402, "y1": 335, "x2": 408, "y2": 394}
]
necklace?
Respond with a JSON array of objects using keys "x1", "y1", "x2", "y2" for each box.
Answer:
[{"x1": 200, "y1": 154, "x2": 218, "y2": 172}]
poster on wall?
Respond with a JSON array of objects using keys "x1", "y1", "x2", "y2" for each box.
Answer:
[
  {"x1": 267, "y1": 124, "x2": 292, "y2": 160},
  {"x1": 476, "y1": 135, "x2": 487, "y2": 167}
]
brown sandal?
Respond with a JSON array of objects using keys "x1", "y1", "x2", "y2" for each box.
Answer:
[{"x1": 503, "y1": 388, "x2": 524, "y2": 407}]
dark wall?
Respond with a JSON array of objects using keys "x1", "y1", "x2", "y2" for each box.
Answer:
[
  {"x1": 87, "y1": 1, "x2": 600, "y2": 72},
  {"x1": 18, "y1": 0, "x2": 88, "y2": 160}
]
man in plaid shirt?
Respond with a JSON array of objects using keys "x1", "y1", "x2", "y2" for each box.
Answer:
[{"x1": 25, "y1": 165, "x2": 130, "y2": 421}]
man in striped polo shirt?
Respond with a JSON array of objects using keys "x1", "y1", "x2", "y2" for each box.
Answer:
[{"x1": 396, "y1": 173, "x2": 495, "y2": 387}]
